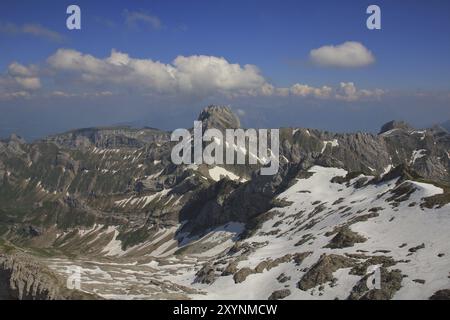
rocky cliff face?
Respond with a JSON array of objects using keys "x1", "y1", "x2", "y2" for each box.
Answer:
[{"x1": 0, "y1": 253, "x2": 95, "y2": 300}]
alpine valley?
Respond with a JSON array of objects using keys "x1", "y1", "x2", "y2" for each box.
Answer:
[{"x1": 1, "y1": 106, "x2": 450, "y2": 300}]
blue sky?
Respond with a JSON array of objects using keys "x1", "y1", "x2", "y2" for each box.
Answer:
[{"x1": 1, "y1": 0, "x2": 450, "y2": 140}]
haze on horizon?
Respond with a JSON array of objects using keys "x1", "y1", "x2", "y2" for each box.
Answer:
[{"x1": 1, "y1": 0, "x2": 450, "y2": 141}]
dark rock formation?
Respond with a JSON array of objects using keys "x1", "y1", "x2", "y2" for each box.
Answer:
[
  {"x1": 268, "y1": 289, "x2": 291, "y2": 300},
  {"x1": 379, "y1": 120, "x2": 413, "y2": 134},
  {"x1": 348, "y1": 268, "x2": 403, "y2": 300},
  {"x1": 298, "y1": 254, "x2": 356, "y2": 291},
  {"x1": 0, "y1": 253, "x2": 96, "y2": 300},
  {"x1": 429, "y1": 289, "x2": 450, "y2": 300}
]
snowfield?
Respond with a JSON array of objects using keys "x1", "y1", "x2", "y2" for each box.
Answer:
[{"x1": 46, "y1": 166, "x2": 450, "y2": 300}]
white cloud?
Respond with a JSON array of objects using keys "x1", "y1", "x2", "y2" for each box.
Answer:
[
  {"x1": 124, "y1": 10, "x2": 162, "y2": 30},
  {"x1": 174, "y1": 55, "x2": 267, "y2": 94},
  {"x1": 290, "y1": 83, "x2": 333, "y2": 99},
  {"x1": 8, "y1": 62, "x2": 35, "y2": 77},
  {"x1": 287, "y1": 82, "x2": 383, "y2": 101},
  {"x1": 50, "y1": 91, "x2": 114, "y2": 98},
  {"x1": 47, "y1": 49, "x2": 268, "y2": 96},
  {"x1": 310, "y1": 41, "x2": 375, "y2": 68},
  {"x1": 0, "y1": 91, "x2": 30, "y2": 100},
  {"x1": 14, "y1": 77, "x2": 41, "y2": 90},
  {"x1": 1, "y1": 48, "x2": 384, "y2": 102},
  {"x1": 8, "y1": 62, "x2": 41, "y2": 90},
  {"x1": 0, "y1": 22, "x2": 64, "y2": 42},
  {"x1": 1, "y1": 62, "x2": 41, "y2": 90},
  {"x1": 335, "y1": 82, "x2": 384, "y2": 101}
]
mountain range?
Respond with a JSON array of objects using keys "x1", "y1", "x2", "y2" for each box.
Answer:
[{"x1": 1, "y1": 106, "x2": 449, "y2": 300}]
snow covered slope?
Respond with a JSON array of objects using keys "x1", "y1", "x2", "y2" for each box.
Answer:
[{"x1": 43, "y1": 166, "x2": 450, "y2": 300}]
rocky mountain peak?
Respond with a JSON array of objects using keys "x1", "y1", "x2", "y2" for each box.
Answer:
[
  {"x1": 0, "y1": 134, "x2": 26, "y2": 156},
  {"x1": 198, "y1": 105, "x2": 241, "y2": 131},
  {"x1": 379, "y1": 120, "x2": 413, "y2": 134},
  {"x1": 4, "y1": 134, "x2": 26, "y2": 144}
]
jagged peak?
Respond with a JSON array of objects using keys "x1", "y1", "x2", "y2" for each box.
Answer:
[
  {"x1": 198, "y1": 105, "x2": 241, "y2": 131},
  {"x1": 2, "y1": 133, "x2": 26, "y2": 144}
]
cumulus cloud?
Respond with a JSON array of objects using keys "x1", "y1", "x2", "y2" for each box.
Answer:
[
  {"x1": 174, "y1": 55, "x2": 267, "y2": 94},
  {"x1": 2, "y1": 48, "x2": 383, "y2": 102},
  {"x1": 50, "y1": 91, "x2": 114, "y2": 98},
  {"x1": 0, "y1": 22, "x2": 64, "y2": 42},
  {"x1": 335, "y1": 82, "x2": 384, "y2": 101},
  {"x1": 8, "y1": 62, "x2": 35, "y2": 77},
  {"x1": 0, "y1": 62, "x2": 40, "y2": 100},
  {"x1": 310, "y1": 41, "x2": 375, "y2": 68},
  {"x1": 286, "y1": 82, "x2": 383, "y2": 101},
  {"x1": 8, "y1": 62, "x2": 41, "y2": 90},
  {"x1": 0, "y1": 90, "x2": 30, "y2": 101},
  {"x1": 290, "y1": 84, "x2": 333, "y2": 99},
  {"x1": 47, "y1": 49, "x2": 268, "y2": 96},
  {"x1": 13, "y1": 77, "x2": 40, "y2": 90},
  {"x1": 0, "y1": 62, "x2": 41, "y2": 91},
  {"x1": 124, "y1": 10, "x2": 162, "y2": 30}
]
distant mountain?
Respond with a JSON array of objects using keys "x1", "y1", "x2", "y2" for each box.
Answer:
[
  {"x1": 0, "y1": 106, "x2": 450, "y2": 300},
  {"x1": 378, "y1": 120, "x2": 413, "y2": 134}
]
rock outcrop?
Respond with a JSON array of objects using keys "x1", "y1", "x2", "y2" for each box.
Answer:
[{"x1": 0, "y1": 253, "x2": 96, "y2": 300}]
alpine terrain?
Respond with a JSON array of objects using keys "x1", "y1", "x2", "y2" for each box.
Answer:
[{"x1": 1, "y1": 106, "x2": 450, "y2": 300}]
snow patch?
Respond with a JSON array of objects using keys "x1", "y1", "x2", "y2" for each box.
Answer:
[
  {"x1": 409, "y1": 149, "x2": 427, "y2": 165},
  {"x1": 209, "y1": 166, "x2": 240, "y2": 182},
  {"x1": 321, "y1": 139, "x2": 339, "y2": 153}
]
